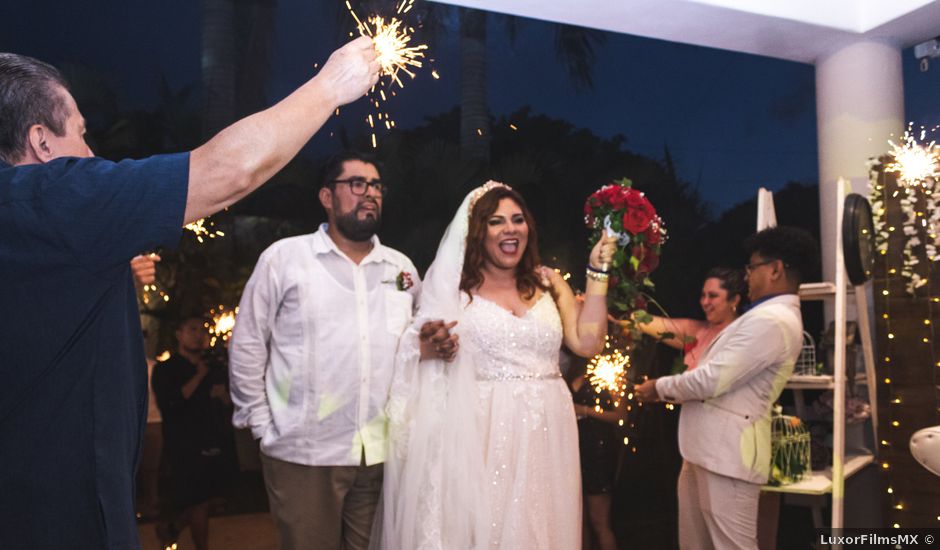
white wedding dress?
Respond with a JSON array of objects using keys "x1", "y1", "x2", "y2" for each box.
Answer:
[
  {"x1": 373, "y1": 185, "x2": 582, "y2": 550},
  {"x1": 462, "y1": 293, "x2": 582, "y2": 549}
]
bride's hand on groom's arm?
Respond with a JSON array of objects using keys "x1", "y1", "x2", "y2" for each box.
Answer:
[{"x1": 418, "y1": 320, "x2": 459, "y2": 362}]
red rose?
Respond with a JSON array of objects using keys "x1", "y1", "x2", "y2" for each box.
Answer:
[
  {"x1": 598, "y1": 186, "x2": 618, "y2": 206},
  {"x1": 640, "y1": 251, "x2": 660, "y2": 273},
  {"x1": 608, "y1": 188, "x2": 628, "y2": 210},
  {"x1": 632, "y1": 244, "x2": 660, "y2": 274},
  {"x1": 622, "y1": 191, "x2": 655, "y2": 234}
]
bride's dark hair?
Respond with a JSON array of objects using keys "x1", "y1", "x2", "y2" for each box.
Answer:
[{"x1": 460, "y1": 186, "x2": 545, "y2": 300}]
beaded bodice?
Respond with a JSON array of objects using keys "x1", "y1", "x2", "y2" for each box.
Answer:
[{"x1": 462, "y1": 293, "x2": 563, "y2": 381}]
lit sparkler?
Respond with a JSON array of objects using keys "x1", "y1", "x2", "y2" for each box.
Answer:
[
  {"x1": 885, "y1": 123, "x2": 940, "y2": 189},
  {"x1": 587, "y1": 348, "x2": 630, "y2": 397},
  {"x1": 344, "y1": 0, "x2": 432, "y2": 148},
  {"x1": 207, "y1": 305, "x2": 238, "y2": 347},
  {"x1": 140, "y1": 283, "x2": 170, "y2": 305},
  {"x1": 347, "y1": 8, "x2": 427, "y2": 87},
  {"x1": 184, "y1": 218, "x2": 225, "y2": 244}
]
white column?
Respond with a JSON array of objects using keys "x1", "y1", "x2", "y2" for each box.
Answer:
[{"x1": 816, "y1": 40, "x2": 905, "y2": 285}]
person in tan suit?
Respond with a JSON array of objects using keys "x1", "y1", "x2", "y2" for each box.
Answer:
[{"x1": 636, "y1": 226, "x2": 818, "y2": 550}]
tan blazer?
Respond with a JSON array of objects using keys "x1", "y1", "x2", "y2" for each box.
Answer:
[{"x1": 656, "y1": 294, "x2": 803, "y2": 484}]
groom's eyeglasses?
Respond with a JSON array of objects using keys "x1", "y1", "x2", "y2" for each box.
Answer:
[
  {"x1": 330, "y1": 177, "x2": 387, "y2": 197},
  {"x1": 745, "y1": 258, "x2": 789, "y2": 273}
]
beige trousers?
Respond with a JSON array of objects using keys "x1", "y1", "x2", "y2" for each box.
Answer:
[
  {"x1": 260, "y1": 452, "x2": 383, "y2": 550},
  {"x1": 677, "y1": 461, "x2": 761, "y2": 550}
]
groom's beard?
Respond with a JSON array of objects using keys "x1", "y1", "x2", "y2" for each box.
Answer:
[{"x1": 334, "y1": 202, "x2": 381, "y2": 242}]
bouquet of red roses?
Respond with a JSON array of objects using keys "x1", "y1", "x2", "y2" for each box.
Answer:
[{"x1": 584, "y1": 178, "x2": 666, "y2": 316}]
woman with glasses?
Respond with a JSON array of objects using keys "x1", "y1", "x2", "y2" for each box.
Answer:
[{"x1": 614, "y1": 267, "x2": 747, "y2": 372}]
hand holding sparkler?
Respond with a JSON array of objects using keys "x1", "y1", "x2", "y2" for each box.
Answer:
[
  {"x1": 318, "y1": 36, "x2": 380, "y2": 106},
  {"x1": 346, "y1": 0, "x2": 427, "y2": 88},
  {"x1": 131, "y1": 253, "x2": 160, "y2": 286},
  {"x1": 634, "y1": 377, "x2": 660, "y2": 403}
]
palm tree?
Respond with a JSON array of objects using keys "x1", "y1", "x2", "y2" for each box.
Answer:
[
  {"x1": 201, "y1": 0, "x2": 237, "y2": 137},
  {"x1": 459, "y1": 8, "x2": 489, "y2": 161},
  {"x1": 457, "y1": 11, "x2": 606, "y2": 163}
]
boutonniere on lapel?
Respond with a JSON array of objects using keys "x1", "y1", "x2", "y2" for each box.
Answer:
[{"x1": 384, "y1": 270, "x2": 414, "y2": 291}]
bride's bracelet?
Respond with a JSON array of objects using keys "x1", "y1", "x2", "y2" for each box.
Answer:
[{"x1": 585, "y1": 265, "x2": 609, "y2": 283}]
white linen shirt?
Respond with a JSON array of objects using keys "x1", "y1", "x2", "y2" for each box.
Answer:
[{"x1": 229, "y1": 224, "x2": 420, "y2": 466}]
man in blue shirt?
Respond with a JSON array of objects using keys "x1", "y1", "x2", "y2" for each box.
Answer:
[{"x1": 0, "y1": 37, "x2": 379, "y2": 549}]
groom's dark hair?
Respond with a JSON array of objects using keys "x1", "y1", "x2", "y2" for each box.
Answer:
[
  {"x1": 318, "y1": 150, "x2": 383, "y2": 188},
  {"x1": 460, "y1": 186, "x2": 546, "y2": 301}
]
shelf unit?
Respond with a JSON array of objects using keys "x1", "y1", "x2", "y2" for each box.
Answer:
[
  {"x1": 756, "y1": 180, "x2": 879, "y2": 532},
  {"x1": 762, "y1": 453, "x2": 874, "y2": 496}
]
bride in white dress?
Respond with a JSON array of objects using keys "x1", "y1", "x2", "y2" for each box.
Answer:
[{"x1": 374, "y1": 182, "x2": 616, "y2": 549}]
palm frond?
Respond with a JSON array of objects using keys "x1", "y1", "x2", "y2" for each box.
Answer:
[{"x1": 554, "y1": 24, "x2": 606, "y2": 92}]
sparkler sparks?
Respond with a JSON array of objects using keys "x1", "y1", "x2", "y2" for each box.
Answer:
[
  {"x1": 885, "y1": 124, "x2": 940, "y2": 189},
  {"x1": 140, "y1": 283, "x2": 170, "y2": 305},
  {"x1": 344, "y1": 0, "x2": 431, "y2": 148},
  {"x1": 207, "y1": 305, "x2": 238, "y2": 347},
  {"x1": 587, "y1": 348, "x2": 630, "y2": 396},
  {"x1": 361, "y1": 17, "x2": 426, "y2": 86},
  {"x1": 184, "y1": 218, "x2": 225, "y2": 243}
]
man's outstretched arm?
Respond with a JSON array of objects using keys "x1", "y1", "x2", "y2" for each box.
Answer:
[{"x1": 184, "y1": 36, "x2": 379, "y2": 224}]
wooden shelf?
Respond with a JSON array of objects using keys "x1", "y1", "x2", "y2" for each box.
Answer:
[
  {"x1": 761, "y1": 453, "x2": 874, "y2": 495},
  {"x1": 786, "y1": 374, "x2": 869, "y2": 390},
  {"x1": 787, "y1": 374, "x2": 835, "y2": 389},
  {"x1": 798, "y1": 282, "x2": 855, "y2": 301}
]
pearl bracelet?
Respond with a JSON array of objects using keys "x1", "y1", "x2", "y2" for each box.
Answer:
[{"x1": 585, "y1": 267, "x2": 609, "y2": 283}]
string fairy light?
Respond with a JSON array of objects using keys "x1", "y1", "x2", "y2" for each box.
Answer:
[
  {"x1": 872, "y1": 157, "x2": 902, "y2": 525},
  {"x1": 869, "y1": 134, "x2": 940, "y2": 527}
]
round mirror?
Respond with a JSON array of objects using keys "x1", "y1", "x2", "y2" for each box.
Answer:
[{"x1": 842, "y1": 193, "x2": 875, "y2": 285}]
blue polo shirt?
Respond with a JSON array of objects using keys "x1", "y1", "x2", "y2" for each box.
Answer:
[{"x1": 0, "y1": 154, "x2": 189, "y2": 549}]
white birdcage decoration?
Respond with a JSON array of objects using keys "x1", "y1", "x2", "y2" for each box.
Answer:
[
  {"x1": 793, "y1": 331, "x2": 818, "y2": 376},
  {"x1": 769, "y1": 406, "x2": 812, "y2": 486}
]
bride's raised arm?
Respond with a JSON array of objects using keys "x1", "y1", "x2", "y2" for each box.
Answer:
[{"x1": 542, "y1": 234, "x2": 617, "y2": 357}]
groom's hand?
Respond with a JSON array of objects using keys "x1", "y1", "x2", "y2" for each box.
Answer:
[{"x1": 419, "y1": 320, "x2": 459, "y2": 362}]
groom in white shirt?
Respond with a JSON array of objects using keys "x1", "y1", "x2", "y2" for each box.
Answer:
[
  {"x1": 229, "y1": 151, "x2": 456, "y2": 550},
  {"x1": 635, "y1": 226, "x2": 818, "y2": 550}
]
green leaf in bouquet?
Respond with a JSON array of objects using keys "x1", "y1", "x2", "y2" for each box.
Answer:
[
  {"x1": 613, "y1": 248, "x2": 627, "y2": 268},
  {"x1": 629, "y1": 255, "x2": 640, "y2": 271},
  {"x1": 634, "y1": 310, "x2": 653, "y2": 324}
]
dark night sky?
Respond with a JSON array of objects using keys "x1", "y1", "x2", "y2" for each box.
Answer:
[{"x1": 3, "y1": 0, "x2": 939, "y2": 213}]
